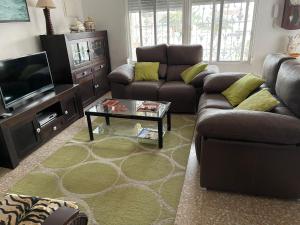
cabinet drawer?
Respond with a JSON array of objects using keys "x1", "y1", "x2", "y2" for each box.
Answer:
[
  {"x1": 61, "y1": 95, "x2": 79, "y2": 124},
  {"x1": 74, "y1": 68, "x2": 93, "y2": 81},
  {"x1": 93, "y1": 63, "x2": 107, "y2": 73},
  {"x1": 40, "y1": 117, "x2": 64, "y2": 141}
]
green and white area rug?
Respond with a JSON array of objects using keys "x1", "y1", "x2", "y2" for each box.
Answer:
[{"x1": 10, "y1": 115, "x2": 196, "y2": 225}]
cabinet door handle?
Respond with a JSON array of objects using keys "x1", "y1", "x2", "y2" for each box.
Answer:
[
  {"x1": 53, "y1": 126, "x2": 57, "y2": 131},
  {"x1": 36, "y1": 128, "x2": 41, "y2": 134},
  {"x1": 65, "y1": 110, "x2": 69, "y2": 115}
]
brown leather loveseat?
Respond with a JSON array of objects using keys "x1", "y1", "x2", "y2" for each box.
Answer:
[
  {"x1": 108, "y1": 44, "x2": 218, "y2": 113},
  {"x1": 195, "y1": 54, "x2": 300, "y2": 199}
]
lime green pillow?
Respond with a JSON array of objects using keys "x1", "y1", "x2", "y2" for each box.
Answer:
[
  {"x1": 235, "y1": 89, "x2": 280, "y2": 111},
  {"x1": 222, "y1": 73, "x2": 265, "y2": 106},
  {"x1": 135, "y1": 62, "x2": 160, "y2": 81},
  {"x1": 181, "y1": 63, "x2": 208, "y2": 84}
]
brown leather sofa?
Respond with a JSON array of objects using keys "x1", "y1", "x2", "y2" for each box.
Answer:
[
  {"x1": 195, "y1": 53, "x2": 300, "y2": 199},
  {"x1": 108, "y1": 44, "x2": 218, "y2": 113}
]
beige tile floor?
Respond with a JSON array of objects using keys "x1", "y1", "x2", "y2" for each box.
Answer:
[{"x1": 1, "y1": 96, "x2": 300, "y2": 225}]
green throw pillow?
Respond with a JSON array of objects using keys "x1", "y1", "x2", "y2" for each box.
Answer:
[
  {"x1": 235, "y1": 89, "x2": 280, "y2": 112},
  {"x1": 181, "y1": 63, "x2": 208, "y2": 84},
  {"x1": 222, "y1": 73, "x2": 265, "y2": 106},
  {"x1": 135, "y1": 62, "x2": 160, "y2": 81}
]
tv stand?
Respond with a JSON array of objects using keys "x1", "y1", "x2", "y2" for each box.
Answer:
[{"x1": 0, "y1": 84, "x2": 83, "y2": 169}]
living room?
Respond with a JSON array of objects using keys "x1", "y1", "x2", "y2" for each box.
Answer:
[{"x1": 0, "y1": 0, "x2": 300, "y2": 224}]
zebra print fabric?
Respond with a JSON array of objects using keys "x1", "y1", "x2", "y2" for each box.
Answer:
[{"x1": 0, "y1": 194, "x2": 78, "y2": 225}]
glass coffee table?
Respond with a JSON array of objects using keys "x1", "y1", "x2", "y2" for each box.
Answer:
[{"x1": 85, "y1": 99, "x2": 171, "y2": 148}]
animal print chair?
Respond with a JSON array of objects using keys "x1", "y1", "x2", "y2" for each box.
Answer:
[{"x1": 0, "y1": 194, "x2": 88, "y2": 225}]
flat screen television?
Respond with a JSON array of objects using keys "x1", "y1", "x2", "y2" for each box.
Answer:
[{"x1": 0, "y1": 52, "x2": 54, "y2": 109}]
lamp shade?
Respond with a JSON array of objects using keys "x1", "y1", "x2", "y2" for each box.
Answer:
[{"x1": 36, "y1": 0, "x2": 56, "y2": 9}]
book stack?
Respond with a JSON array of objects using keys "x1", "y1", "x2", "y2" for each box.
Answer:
[
  {"x1": 102, "y1": 99, "x2": 128, "y2": 112},
  {"x1": 137, "y1": 128, "x2": 158, "y2": 144},
  {"x1": 137, "y1": 101, "x2": 160, "y2": 113}
]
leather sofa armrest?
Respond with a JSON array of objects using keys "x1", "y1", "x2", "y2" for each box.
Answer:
[
  {"x1": 108, "y1": 64, "x2": 135, "y2": 85},
  {"x1": 203, "y1": 72, "x2": 246, "y2": 93},
  {"x1": 190, "y1": 65, "x2": 220, "y2": 88},
  {"x1": 42, "y1": 207, "x2": 85, "y2": 225},
  {"x1": 197, "y1": 108, "x2": 300, "y2": 145}
]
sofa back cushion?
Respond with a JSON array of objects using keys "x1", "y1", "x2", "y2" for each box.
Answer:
[
  {"x1": 262, "y1": 53, "x2": 293, "y2": 93},
  {"x1": 275, "y1": 60, "x2": 300, "y2": 117},
  {"x1": 166, "y1": 45, "x2": 203, "y2": 81},
  {"x1": 136, "y1": 44, "x2": 168, "y2": 78},
  {"x1": 167, "y1": 45, "x2": 203, "y2": 65},
  {"x1": 167, "y1": 65, "x2": 190, "y2": 81}
]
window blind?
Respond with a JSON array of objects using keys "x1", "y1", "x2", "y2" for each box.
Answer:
[{"x1": 128, "y1": 0, "x2": 183, "y2": 12}]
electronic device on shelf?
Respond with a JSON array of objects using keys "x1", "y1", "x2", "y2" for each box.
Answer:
[
  {"x1": 0, "y1": 52, "x2": 54, "y2": 110},
  {"x1": 37, "y1": 112, "x2": 58, "y2": 127}
]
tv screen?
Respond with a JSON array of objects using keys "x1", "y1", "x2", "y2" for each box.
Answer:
[{"x1": 0, "y1": 52, "x2": 54, "y2": 109}]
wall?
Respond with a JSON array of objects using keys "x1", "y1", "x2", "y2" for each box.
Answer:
[
  {"x1": 0, "y1": 0, "x2": 83, "y2": 60},
  {"x1": 82, "y1": 0, "x2": 128, "y2": 70},
  {"x1": 82, "y1": 0, "x2": 299, "y2": 73}
]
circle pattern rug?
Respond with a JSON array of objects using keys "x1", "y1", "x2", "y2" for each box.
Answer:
[{"x1": 10, "y1": 115, "x2": 196, "y2": 225}]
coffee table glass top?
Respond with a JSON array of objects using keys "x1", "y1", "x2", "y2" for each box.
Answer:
[{"x1": 85, "y1": 99, "x2": 171, "y2": 119}]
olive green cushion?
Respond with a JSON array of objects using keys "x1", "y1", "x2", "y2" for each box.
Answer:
[
  {"x1": 181, "y1": 63, "x2": 208, "y2": 84},
  {"x1": 235, "y1": 89, "x2": 280, "y2": 112},
  {"x1": 135, "y1": 62, "x2": 160, "y2": 81},
  {"x1": 222, "y1": 74, "x2": 265, "y2": 106}
]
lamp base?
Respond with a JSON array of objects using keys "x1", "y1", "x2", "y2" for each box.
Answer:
[{"x1": 43, "y1": 7, "x2": 54, "y2": 35}]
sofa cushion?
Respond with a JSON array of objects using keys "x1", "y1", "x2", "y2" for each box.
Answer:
[
  {"x1": 135, "y1": 62, "x2": 159, "y2": 81},
  {"x1": 167, "y1": 65, "x2": 190, "y2": 81},
  {"x1": 262, "y1": 53, "x2": 293, "y2": 94},
  {"x1": 198, "y1": 93, "x2": 232, "y2": 112},
  {"x1": 167, "y1": 45, "x2": 203, "y2": 65},
  {"x1": 222, "y1": 74, "x2": 265, "y2": 106},
  {"x1": 181, "y1": 63, "x2": 208, "y2": 84},
  {"x1": 159, "y1": 81, "x2": 197, "y2": 113},
  {"x1": 136, "y1": 44, "x2": 168, "y2": 63},
  {"x1": 275, "y1": 60, "x2": 300, "y2": 118},
  {"x1": 136, "y1": 44, "x2": 168, "y2": 79},
  {"x1": 235, "y1": 89, "x2": 280, "y2": 112},
  {"x1": 203, "y1": 73, "x2": 246, "y2": 93},
  {"x1": 130, "y1": 80, "x2": 165, "y2": 101}
]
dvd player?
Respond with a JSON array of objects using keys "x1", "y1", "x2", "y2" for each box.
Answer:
[{"x1": 37, "y1": 112, "x2": 58, "y2": 127}]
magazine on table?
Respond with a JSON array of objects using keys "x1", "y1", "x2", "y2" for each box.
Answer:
[
  {"x1": 137, "y1": 128, "x2": 158, "y2": 140},
  {"x1": 137, "y1": 101, "x2": 160, "y2": 113}
]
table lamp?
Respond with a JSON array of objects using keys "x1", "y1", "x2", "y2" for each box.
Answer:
[{"x1": 36, "y1": 0, "x2": 56, "y2": 35}]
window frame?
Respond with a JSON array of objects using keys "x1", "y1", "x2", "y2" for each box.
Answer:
[{"x1": 126, "y1": 0, "x2": 258, "y2": 63}]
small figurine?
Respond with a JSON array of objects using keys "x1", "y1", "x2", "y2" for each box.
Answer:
[
  {"x1": 84, "y1": 17, "x2": 96, "y2": 32},
  {"x1": 70, "y1": 18, "x2": 86, "y2": 33}
]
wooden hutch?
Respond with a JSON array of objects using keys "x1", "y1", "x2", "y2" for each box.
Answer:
[{"x1": 40, "y1": 31, "x2": 111, "y2": 107}]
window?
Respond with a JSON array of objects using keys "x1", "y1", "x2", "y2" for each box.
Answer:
[
  {"x1": 128, "y1": 0, "x2": 184, "y2": 60},
  {"x1": 127, "y1": 0, "x2": 256, "y2": 62}
]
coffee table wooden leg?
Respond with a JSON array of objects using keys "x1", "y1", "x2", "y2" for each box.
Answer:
[
  {"x1": 158, "y1": 119, "x2": 163, "y2": 149},
  {"x1": 167, "y1": 112, "x2": 171, "y2": 131},
  {"x1": 87, "y1": 115, "x2": 94, "y2": 141},
  {"x1": 105, "y1": 116, "x2": 110, "y2": 126}
]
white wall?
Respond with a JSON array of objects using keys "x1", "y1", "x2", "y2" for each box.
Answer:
[
  {"x1": 0, "y1": 0, "x2": 84, "y2": 60},
  {"x1": 84, "y1": 0, "x2": 299, "y2": 73}
]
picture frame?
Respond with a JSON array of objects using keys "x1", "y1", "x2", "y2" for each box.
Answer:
[
  {"x1": 282, "y1": 0, "x2": 300, "y2": 30},
  {"x1": 0, "y1": 0, "x2": 30, "y2": 23}
]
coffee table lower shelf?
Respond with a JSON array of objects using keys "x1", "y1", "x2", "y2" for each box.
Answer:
[{"x1": 85, "y1": 113, "x2": 171, "y2": 149}]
